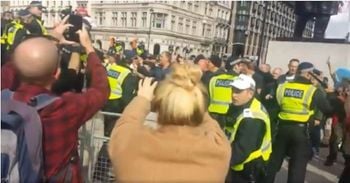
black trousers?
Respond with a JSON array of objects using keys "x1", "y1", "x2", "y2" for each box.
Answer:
[
  {"x1": 226, "y1": 159, "x2": 267, "y2": 183},
  {"x1": 263, "y1": 122, "x2": 312, "y2": 183},
  {"x1": 327, "y1": 124, "x2": 343, "y2": 161},
  {"x1": 310, "y1": 125, "x2": 321, "y2": 154}
]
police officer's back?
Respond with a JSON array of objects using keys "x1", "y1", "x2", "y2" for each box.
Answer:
[
  {"x1": 93, "y1": 50, "x2": 138, "y2": 182},
  {"x1": 263, "y1": 62, "x2": 333, "y2": 183},
  {"x1": 225, "y1": 74, "x2": 272, "y2": 183},
  {"x1": 207, "y1": 55, "x2": 234, "y2": 127}
]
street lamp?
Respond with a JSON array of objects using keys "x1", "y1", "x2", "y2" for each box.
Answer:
[{"x1": 147, "y1": 8, "x2": 154, "y2": 52}]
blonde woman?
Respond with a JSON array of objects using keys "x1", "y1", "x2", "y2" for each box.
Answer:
[{"x1": 108, "y1": 63, "x2": 231, "y2": 182}]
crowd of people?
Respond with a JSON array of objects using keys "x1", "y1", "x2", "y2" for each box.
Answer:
[{"x1": 1, "y1": 1, "x2": 350, "y2": 183}]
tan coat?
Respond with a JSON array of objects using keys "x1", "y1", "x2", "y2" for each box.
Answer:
[{"x1": 108, "y1": 96, "x2": 231, "y2": 182}]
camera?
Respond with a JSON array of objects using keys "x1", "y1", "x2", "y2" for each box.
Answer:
[{"x1": 60, "y1": 6, "x2": 82, "y2": 43}]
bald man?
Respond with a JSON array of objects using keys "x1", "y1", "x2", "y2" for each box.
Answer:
[{"x1": 2, "y1": 28, "x2": 109, "y2": 182}]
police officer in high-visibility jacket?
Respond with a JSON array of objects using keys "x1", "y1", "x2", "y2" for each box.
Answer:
[
  {"x1": 208, "y1": 71, "x2": 237, "y2": 128},
  {"x1": 26, "y1": 1, "x2": 48, "y2": 35},
  {"x1": 206, "y1": 55, "x2": 231, "y2": 128},
  {"x1": 225, "y1": 74, "x2": 272, "y2": 183},
  {"x1": 104, "y1": 50, "x2": 138, "y2": 137},
  {"x1": 263, "y1": 62, "x2": 333, "y2": 183},
  {"x1": 93, "y1": 50, "x2": 138, "y2": 182},
  {"x1": 1, "y1": 9, "x2": 32, "y2": 54}
]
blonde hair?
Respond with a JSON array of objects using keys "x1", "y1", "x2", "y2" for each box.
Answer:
[{"x1": 152, "y1": 63, "x2": 208, "y2": 126}]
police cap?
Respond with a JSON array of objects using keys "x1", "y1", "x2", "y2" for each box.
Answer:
[
  {"x1": 124, "y1": 50, "x2": 137, "y2": 63},
  {"x1": 18, "y1": 9, "x2": 31, "y2": 17},
  {"x1": 209, "y1": 55, "x2": 222, "y2": 68},
  {"x1": 297, "y1": 62, "x2": 314, "y2": 72}
]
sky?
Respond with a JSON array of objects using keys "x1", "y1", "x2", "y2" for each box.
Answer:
[{"x1": 325, "y1": 1, "x2": 350, "y2": 39}]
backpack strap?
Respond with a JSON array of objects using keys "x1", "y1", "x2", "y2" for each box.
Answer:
[
  {"x1": 2, "y1": 89, "x2": 58, "y2": 110},
  {"x1": 1, "y1": 111, "x2": 23, "y2": 131},
  {"x1": 1, "y1": 89, "x2": 14, "y2": 101},
  {"x1": 31, "y1": 94, "x2": 59, "y2": 111}
]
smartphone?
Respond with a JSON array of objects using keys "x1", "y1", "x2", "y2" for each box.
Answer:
[{"x1": 65, "y1": 15, "x2": 83, "y2": 43}]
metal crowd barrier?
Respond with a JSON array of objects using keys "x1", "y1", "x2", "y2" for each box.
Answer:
[{"x1": 78, "y1": 111, "x2": 157, "y2": 183}]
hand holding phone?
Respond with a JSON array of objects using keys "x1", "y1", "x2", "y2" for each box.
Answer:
[{"x1": 65, "y1": 14, "x2": 83, "y2": 43}]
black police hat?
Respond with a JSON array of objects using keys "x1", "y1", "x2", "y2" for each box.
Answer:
[
  {"x1": 29, "y1": 1, "x2": 46, "y2": 10},
  {"x1": 297, "y1": 62, "x2": 314, "y2": 72},
  {"x1": 18, "y1": 9, "x2": 31, "y2": 17}
]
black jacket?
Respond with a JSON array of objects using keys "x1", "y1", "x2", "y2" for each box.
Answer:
[
  {"x1": 226, "y1": 98, "x2": 266, "y2": 167},
  {"x1": 26, "y1": 16, "x2": 45, "y2": 35}
]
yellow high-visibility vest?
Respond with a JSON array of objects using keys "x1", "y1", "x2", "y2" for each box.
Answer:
[
  {"x1": 107, "y1": 64, "x2": 131, "y2": 100},
  {"x1": 276, "y1": 82, "x2": 317, "y2": 122},
  {"x1": 136, "y1": 47, "x2": 144, "y2": 56},
  {"x1": 35, "y1": 18, "x2": 48, "y2": 35},
  {"x1": 226, "y1": 98, "x2": 272, "y2": 171},
  {"x1": 1, "y1": 20, "x2": 24, "y2": 50},
  {"x1": 115, "y1": 45, "x2": 123, "y2": 54},
  {"x1": 208, "y1": 74, "x2": 236, "y2": 114}
]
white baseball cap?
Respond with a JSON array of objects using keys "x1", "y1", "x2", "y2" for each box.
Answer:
[{"x1": 230, "y1": 74, "x2": 256, "y2": 90}]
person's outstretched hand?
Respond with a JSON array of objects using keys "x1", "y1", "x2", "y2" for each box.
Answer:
[
  {"x1": 138, "y1": 77, "x2": 157, "y2": 101},
  {"x1": 50, "y1": 15, "x2": 75, "y2": 45},
  {"x1": 76, "y1": 27, "x2": 94, "y2": 54}
]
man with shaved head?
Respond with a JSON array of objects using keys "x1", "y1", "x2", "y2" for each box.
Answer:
[
  {"x1": 2, "y1": 22, "x2": 109, "y2": 182},
  {"x1": 13, "y1": 38, "x2": 59, "y2": 85}
]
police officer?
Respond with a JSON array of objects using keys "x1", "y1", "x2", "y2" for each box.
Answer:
[
  {"x1": 225, "y1": 74, "x2": 272, "y2": 183},
  {"x1": 26, "y1": 1, "x2": 48, "y2": 35},
  {"x1": 263, "y1": 62, "x2": 333, "y2": 183},
  {"x1": 93, "y1": 50, "x2": 138, "y2": 183},
  {"x1": 130, "y1": 37, "x2": 145, "y2": 57},
  {"x1": 115, "y1": 39, "x2": 124, "y2": 55},
  {"x1": 208, "y1": 58, "x2": 237, "y2": 128},
  {"x1": 1, "y1": 9, "x2": 32, "y2": 56}
]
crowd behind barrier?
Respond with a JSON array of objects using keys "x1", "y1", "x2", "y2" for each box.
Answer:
[{"x1": 1, "y1": 1, "x2": 350, "y2": 183}]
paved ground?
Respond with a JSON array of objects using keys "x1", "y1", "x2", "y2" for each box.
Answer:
[{"x1": 275, "y1": 147, "x2": 344, "y2": 183}]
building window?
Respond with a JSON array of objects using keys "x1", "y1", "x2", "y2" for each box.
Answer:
[
  {"x1": 154, "y1": 13, "x2": 166, "y2": 28},
  {"x1": 178, "y1": 17, "x2": 184, "y2": 32},
  {"x1": 181, "y1": 0, "x2": 186, "y2": 6},
  {"x1": 206, "y1": 25, "x2": 211, "y2": 37},
  {"x1": 194, "y1": 2, "x2": 199, "y2": 12},
  {"x1": 112, "y1": 12, "x2": 118, "y2": 26},
  {"x1": 121, "y1": 12, "x2": 127, "y2": 27},
  {"x1": 241, "y1": 1, "x2": 247, "y2": 7},
  {"x1": 187, "y1": 2, "x2": 192, "y2": 11},
  {"x1": 131, "y1": 12, "x2": 137, "y2": 27},
  {"x1": 142, "y1": 12, "x2": 147, "y2": 27},
  {"x1": 202, "y1": 23, "x2": 205, "y2": 36},
  {"x1": 171, "y1": 15, "x2": 175, "y2": 31},
  {"x1": 204, "y1": 3, "x2": 208, "y2": 15},
  {"x1": 97, "y1": 12, "x2": 105, "y2": 25},
  {"x1": 186, "y1": 24, "x2": 190, "y2": 33},
  {"x1": 192, "y1": 21, "x2": 197, "y2": 35},
  {"x1": 178, "y1": 22, "x2": 183, "y2": 32}
]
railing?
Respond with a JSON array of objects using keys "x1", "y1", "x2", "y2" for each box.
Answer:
[{"x1": 79, "y1": 111, "x2": 157, "y2": 182}]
